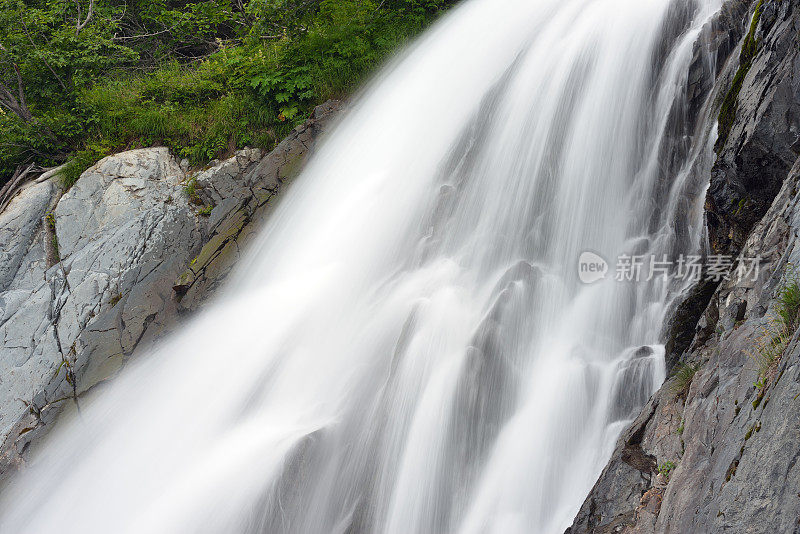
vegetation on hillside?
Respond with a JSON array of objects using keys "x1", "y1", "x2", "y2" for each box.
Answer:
[{"x1": 0, "y1": 0, "x2": 456, "y2": 187}]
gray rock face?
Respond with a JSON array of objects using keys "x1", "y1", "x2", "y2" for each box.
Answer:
[
  {"x1": 707, "y1": 0, "x2": 800, "y2": 255},
  {"x1": 651, "y1": 159, "x2": 800, "y2": 534},
  {"x1": 0, "y1": 148, "x2": 203, "y2": 474},
  {"x1": 568, "y1": 1, "x2": 800, "y2": 531},
  {"x1": 0, "y1": 101, "x2": 341, "y2": 475},
  {"x1": 665, "y1": 0, "x2": 800, "y2": 374},
  {"x1": 569, "y1": 163, "x2": 800, "y2": 534}
]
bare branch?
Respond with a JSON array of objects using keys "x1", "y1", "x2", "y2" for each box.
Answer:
[
  {"x1": 0, "y1": 163, "x2": 39, "y2": 214},
  {"x1": 112, "y1": 23, "x2": 180, "y2": 41},
  {"x1": 0, "y1": 41, "x2": 33, "y2": 122},
  {"x1": 75, "y1": 0, "x2": 94, "y2": 35},
  {"x1": 13, "y1": 65, "x2": 28, "y2": 113},
  {"x1": 0, "y1": 79, "x2": 33, "y2": 123}
]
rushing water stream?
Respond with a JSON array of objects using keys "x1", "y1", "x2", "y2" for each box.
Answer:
[{"x1": 2, "y1": 0, "x2": 726, "y2": 532}]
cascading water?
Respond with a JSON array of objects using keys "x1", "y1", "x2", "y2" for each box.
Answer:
[{"x1": 1, "y1": 0, "x2": 726, "y2": 532}]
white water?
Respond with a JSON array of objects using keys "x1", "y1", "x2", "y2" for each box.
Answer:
[{"x1": 2, "y1": 0, "x2": 724, "y2": 532}]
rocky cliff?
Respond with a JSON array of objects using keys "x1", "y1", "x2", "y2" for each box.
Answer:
[
  {"x1": 568, "y1": 0, "x2": 800, "y2": 532},
  {"x1": 0, "y1": 101, "x2": 341, "y2": 476}
]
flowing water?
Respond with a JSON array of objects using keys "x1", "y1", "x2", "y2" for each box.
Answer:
[{"x1": 2, "y1": 0, "x2": 726, "y2": 532}]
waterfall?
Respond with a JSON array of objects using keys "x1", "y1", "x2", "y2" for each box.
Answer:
[{"x1": 1, "y1": 0, "x2": 724, "y2": 532}]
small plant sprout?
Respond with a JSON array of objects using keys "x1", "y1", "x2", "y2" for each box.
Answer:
[
  {"x1": 747, "y1": 266, "x2": 800, "y2": 391},
  {"x1": 658, "y1": 461, "x2": 677, "y2": 481},
  {"x1": 183, "y1": 177, "x2": 202, "y2": 205}
]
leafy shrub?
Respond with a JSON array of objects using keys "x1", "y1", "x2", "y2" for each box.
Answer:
[
  {"x1": 59, "y1": 145, "x2": 108, "y2": 189},
  {"x1": 183, "y1": 177, "x2": 202, "y2": 205},
  {"x1": 1, "y1": 0, "x2": 457, "y2": 186},
  {"x1": 775, "y1": 270, "x2": 800, "y2": 329}
]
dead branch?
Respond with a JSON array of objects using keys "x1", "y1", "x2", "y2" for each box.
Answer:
[
  {"x1": 0, "y1": 42, "x2": 35, "y2": 122},
  {"x1": 75, "y1": 0, "x2": 94, "y2": 35},
  {"x1": 0, "y1": 163, "x2": 39, "y2": 213}
]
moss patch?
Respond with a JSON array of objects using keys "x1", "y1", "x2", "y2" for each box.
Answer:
[{"x1": 715, "y1": 0, "x2": 763, "y2": 152}]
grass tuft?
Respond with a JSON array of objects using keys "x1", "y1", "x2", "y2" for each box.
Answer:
[
  {"x1": 747, "y1": 267, "x2": 800, "y2": 390},
  {"x1": 658, "y1": 461, "x2": 677, "y2": 481},
  {"x1": 59, "y1": 146, "x2": 108, "y2": 189},
  {"x1": 670, "y1": 362, "x2": 700, "y2": 398}
]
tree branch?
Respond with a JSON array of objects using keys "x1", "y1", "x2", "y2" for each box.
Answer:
[
  {"x1": 0, "y1": 41, "x2": 33, "y2": 122},
  {"x1": 75, "y1": 0, "x2": 94, "y2": 35},
  {"x1": 112, "y1": 23, "x2": 180, "y2": 41},
  {"x1": 21, "y1": 19, "x2": 68, "y2": 91},
  {"x1": 0, "y1": 78, "x2": 33, "y2": 122},
  {"x1": 13, "y1": 64, "x2": 29, "y2": 115},
  {"x1": 0, "y1": 162, "x2": 39, "y2": 214}
]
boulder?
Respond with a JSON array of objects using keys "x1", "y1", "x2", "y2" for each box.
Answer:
[{"x1": 0, "y1": 101, "x2": 342, "y2": 476}]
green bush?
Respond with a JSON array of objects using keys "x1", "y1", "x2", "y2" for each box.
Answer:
[
  {"x1": 1, "y1": 0, "x2": 457, "y2": 187},
  {"x1": 775, "y1": 270, "x2": 800, "y2": 330},
  {"x1": 59, "y1": 145, "x2": 109, "y2": 188}
]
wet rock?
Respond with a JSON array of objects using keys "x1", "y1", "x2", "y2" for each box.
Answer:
[
  {"x1": 569, "y1": 134, "x2": 800, "y2": 534},
  {"x1": 567, "y1": 397, "x2": 659, "y2": 534},
  {"x1": 662, "y1": 279, "x2": 717, "y2": 373},
  {"x1": 570, "y1": 3, "x2": 800, "y2": 531},
  {"x1": 173, "y1": 100, "x2": 342, "y2": 310}
]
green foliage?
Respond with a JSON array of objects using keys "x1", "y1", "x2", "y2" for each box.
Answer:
[
  {"x1": 716, "y1": 0, "x2": 763, "y2": 152},
  {"x1": 45, "y1": 211, "x2": 58, "y2": 259},
  {"x1": 749, "y1": 321, "x2": 789, "y2": 390},
  {"x1": 1, "y1": 0, "x2": 456, "y2": 186},
  {"x1": 251, "y1": 65, "x2": 313, "y2": 122},
  {"x1": 658, "y1": 461, "x2": 677, "y2": 480},
  {"x1": 59, "y1": 144, "x2": 108, "y2": 188},
  {"x1": 670, "y1": 362, "x2": 699, "y2": 398},
  {"x1": 183, "y1": 176, "x2": 202, "y2": 204},
  {"x1": 775, "y1": 270, "x2": 800, "y2": 330},
  {"x1": 748, "y1": 267, "x2": 800, "y2": 391}
]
